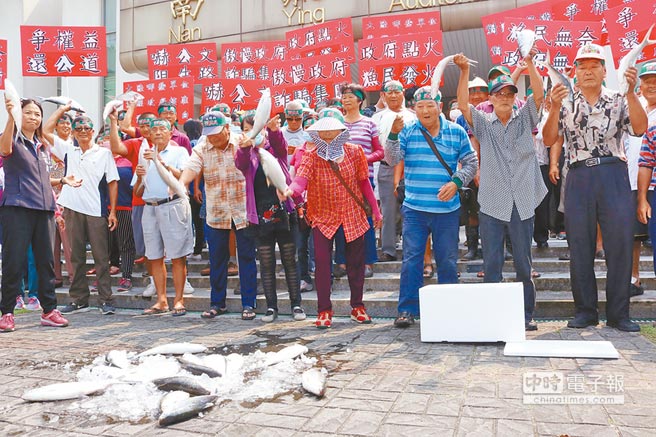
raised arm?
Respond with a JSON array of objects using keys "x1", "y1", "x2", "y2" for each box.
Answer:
[
  {"x1": 119, "y1": 101, "x2": 137, "y2": 138},
  {"x1": 43, "y1": 104, "x2": 71, "y2": 147},
  {"x1": 0, "y1": 99, "x2": 16, "y2": 156},
  {"x1": 454, "y1": 54, "x2": 473, "y2": 128},
  {"x1": 625, "y1": 67, "x2": 648, "y2": 136},
  {"x1": 526, "y1": 49, "x2": 544, "y2": 110},
  {"x1": 542, "y1": 83, "x2": 565, "y2": 147},
  {"x1": 109, "y1": 110, "x2": 128, "y2": 156}
]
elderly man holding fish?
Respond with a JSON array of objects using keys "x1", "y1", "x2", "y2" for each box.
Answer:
[
  {"x1": 0, "y1": 91, "x2": 70, "y2": 332},
  {"x1": 456, "y1": 46, "x2": 545, "y2": 331},
  {"x1": 42, "y1": 107, "x2": 119, "y2": 317},
  {"x1": 180, "y1": 111, "x2": 258, "y2": 321},
  {"x1": 543, "y1": 43, "x2": 647, "y2": 332},
  {"x1": 385, "y1": 86, "x2": 477, "y2": 328},
  {"x1": 133, "y1": 118, "x2": 193, "y2": 316}
]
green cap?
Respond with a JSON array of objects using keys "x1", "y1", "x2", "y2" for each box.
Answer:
[
  {"x1": 413, "y1": 86, "x2": 441, "y2": 103},
  {"x1": 639, "y1": 61, "x2": 656, "y2": 78},
  {"x1": 488, "y1": 75, "x2": 518, "y2": 94},
  {"x1": 201, "y1": 111, "x2": 228, "y2": 136},
  {"x1": 487, "y1": 65, "x2": 511, "y2": 80}
]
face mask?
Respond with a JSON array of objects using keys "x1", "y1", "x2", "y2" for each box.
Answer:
[
  {"x1": 254, "y1": 132, "x2": 264, "y2": 147},
  {"x1": 302, "y1": 131, "x2": 312, "y2": 142},
  {"x1": 449, "y1": 109, "x2": 462, "y2": 121}
]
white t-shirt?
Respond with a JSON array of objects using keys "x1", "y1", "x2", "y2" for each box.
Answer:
[
  {"x1": 139, "y1": 142, "x2": 189, "y2": 202},
  {"x1": 51, "y1": 137, "x2": 119, "y2": 217},
  {"x1": 626, "y1": 106, "x2": 656, "y2": 191}
]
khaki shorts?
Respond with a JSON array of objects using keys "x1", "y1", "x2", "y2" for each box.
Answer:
[{"x1": 142, "y1": 198, "x2": 193, "y2": 260}]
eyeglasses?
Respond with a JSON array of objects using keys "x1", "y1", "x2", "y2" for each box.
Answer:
[
  {"x1": 493, "y1": 92, "x2": 515, "y2": 99},
  {"x1": 287, "y1": 117, "x2": 302, "y2": 121},
  {"x1": 74, "y1": 127, "x2": 93, "y2": 132}
]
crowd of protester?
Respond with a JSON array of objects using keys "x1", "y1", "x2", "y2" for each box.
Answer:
[{"x1": 1, "y1": 42, "x2": 654, "y2": 333}]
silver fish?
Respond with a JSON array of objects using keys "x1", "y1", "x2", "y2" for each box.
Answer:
[
  {"x1": 536, "y1": 51, "x2": 574, "y2": 112},
  {"x1": 258, "y1": 148, "x2": 289, "y2": 194},
  {"x1": 105, "y1": 350, "x2": 131, "y2": 369},
  {"x1": 152, "y1": 376, "x2": 211, "y2": 396},
  {"x1": 102, "y1": 99, "x2": 123, "y2": 122},
  {"x1": 158, "y1": 394, "x2": 218, "y2": 426},
  {"x1": 301, "y1": 368, "x2": 327, "y2": 398},
  {"x1": 517, "y1": 29, "x2": 536, "y2": 58},
  {"x1": 618, "y1": 24, "x2": 656, "y2": 95},
  {"x1": 265, "y1": 344, "x2": 308, "y2": 366},
  {"x1": 138, "y1": 342, "x2": 207, "y2": 357},
  {"x1": 151, "y1": 151, "x2": 189, "y2": 201},
  {"x1": 3, "y1": 79, "x2": 22, "y2": 141},
  {"x1": 248, "y1": 88, "x2": 271, "y2": 140},
  {"x1": 430, "y1": 55, "x2": 477, "y2": 100},
  {"x1": 22, "y1": 381, "x2": 112, "y2": 402},
  {"x1": 115, "y1": 90, "x2": 145, "y2": 102},
  {"x1": 40, "y1": 96, "x2": 85, "y2": 113},
  {"x1": 178, "y1": 355, "x2": 222, "y2": 378},
  {"x1": 160, "y1": 390, "x2": 189, "y2": 413}
]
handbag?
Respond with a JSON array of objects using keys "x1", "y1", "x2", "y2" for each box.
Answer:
[
  {"x1": 419, "y1": 129, "x2": 473, "y2": 205},
  {"x1": 328, "y1": 161, "x2": 373, "y2": 217}
]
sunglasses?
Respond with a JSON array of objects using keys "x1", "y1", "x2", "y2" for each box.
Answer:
[
  {"x1": 74, "y1": 127, "x2": 93, "y2": 132},
  {"x1": 287, "y1": 117, "x2": 302, "y2": 121}
]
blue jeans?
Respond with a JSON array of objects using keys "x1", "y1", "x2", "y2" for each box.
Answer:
[
  {"x1": 479, "y1": 206, "x2": 535, "y2": 322},
  {"x1": 26, "y1": 245, "x2": 38, "y2": 298},
  {"x1": 398, "y1": 206, "x2": 460, "y2": 316},
  {"x1": 205, "y1": 224, "x2": 257, "y2": 309}
]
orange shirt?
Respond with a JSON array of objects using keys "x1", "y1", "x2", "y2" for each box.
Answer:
[{"x1": 297, "y1": 143, "x2": 369, "y2": 242}]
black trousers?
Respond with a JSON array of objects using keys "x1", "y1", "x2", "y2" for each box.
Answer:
[
  {"x1": 190, "y1": 197, "x2": 205, "y2": 255},
  {"x1": 565, "y1": 161, "x2": 633, "y2": 322},
  {"x1": 1, "y1": 206, "x2": 57, "y2": 314},
  {"x1": 533, "y1": 164, "x2": 551, "y2": 244}
]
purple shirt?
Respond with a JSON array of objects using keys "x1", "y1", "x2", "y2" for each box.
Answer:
[
  {"x1": 343, "y1": 117, "x2": 384, "y2": 179},
  {"x1": 134, "y1": 126, "x2": 192, "y2": 155}
]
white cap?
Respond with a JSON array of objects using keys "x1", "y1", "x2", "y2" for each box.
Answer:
[
  {"x1": 468, "y1": 77, "x2": 488, "y2": 89},
  {"x1": 574, "y1": 43, "x2": 605, "y2": 62}
]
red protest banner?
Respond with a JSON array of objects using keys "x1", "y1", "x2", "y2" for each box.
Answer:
[
  {"x1": 285, "y1": 18, "x2": 355, "y2": 60},
  {"x1": 199, "y1": 78, "x2": 268, "y2": 113},
  {"x1": 221, "y1": 40, "x2": 289, "y2": 67},
  {"x1": 604, "y1": 0, "x2": 656, "y2": 66},
  {"x1": 498, "y1": 18, "x2": 603, "y2": 71},
  {"x1": 123, "y1": 78, "x2": 194, "y2": 123},
  {"x1": 361, "y1": 11, "x2": 441, "y2": 40},
  {"x1": 358, "y1": 62, "x2": 438, "y2": 91},
  {"x1": 482, "y1": 1, "x2": 555, "y2": 64},
  {"x1": 147, "y1": 42, "x2": 218, "y2": 81},
  {"x1": 0, "y1": 39, "x2": 6, "y2": 90},
  {"x1": 20, "y1": 26, "x2": 107, "y2": 76}
]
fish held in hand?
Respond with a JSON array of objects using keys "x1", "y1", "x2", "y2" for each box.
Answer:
[
  {"x1": 150, "y1": 153, "x2": 189, "y2": 201},
  {"x1": 517, "y1": 29, "x2": 536, "y2": 58},
  {"x1": 3, "y1": 79, "x2": 22, "y2": 141},
  {"x1": 40, "y1": 96, "x2": 85, "y2": 113},
  {"x1": 103, "y1": 100, "x2": 123, "y2": 122},
  {"x1": 618, "y1": 24, "x2": 656, "y2": 95},
  {"x1": 431, "y1": 55, "x2": 477, "y2": 100},
  {"x1": 536, "y1": 51, "x2": 574, "y2": 112},
  {"x1": 248, "y1": 88, "x2": 272, "y2": 140},
  {"x1": 257, "y1": 147, "x2": 289, "y2": 194}
]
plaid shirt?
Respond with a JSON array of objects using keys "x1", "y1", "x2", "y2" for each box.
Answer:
[
  {"x1": 638, "y1": 125, "x2": 656, "y2": 189},
  {"x1": 297, "y1": 143, "x2": 370, "y2": 242},
  {"x1": 185, "y1": 135, "x2": 248, "y2": 230}
]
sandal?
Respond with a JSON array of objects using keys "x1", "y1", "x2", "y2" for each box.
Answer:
[
  {"x1": 393, "y1": 311, "x2": 415, "y2": 328},
  {"x1": 241, "y1": 306, "x2": 256, "y2": 320},
  {"x1": 315, "y1": 310, "x2": 333, "y2": 329},
  {"x1": 172, "y1": 307, "x2": 187, "y2": 317},
  {"x1": 423, "y1": 264, "x2": 434, "y2": 279},
  {"x1": 477, "y1": 270, "x2": 485, "y2": 278},
  {"x1": 351, "y1": 307, "x2": 372, "y2": 324},
  {"x1": 531, "y1": 270, "x2": 541, "y2": 278},
  {"x1": 142, "y1": 306, "x2": 170, "y2": 315},
  {"x1": 201, "y1": 306, "x2": 227, "y2": 319},
  {"x1": 227, "y1": 261, "x2": 239, "y2": 276}
]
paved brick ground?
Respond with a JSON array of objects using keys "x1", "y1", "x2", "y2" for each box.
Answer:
[{"x1": 0, "y1": 311, "x2": 655, "y2": 436}]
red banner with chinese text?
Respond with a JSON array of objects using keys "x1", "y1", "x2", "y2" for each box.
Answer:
[
  {"x1": 147, "y1": 42, "x2": 218, "y2": 81},
  {"x1": 199, "y1": 79, "x2": 268, "y2": 113},
  {"x1": 221, "y1": 40, "x2": 289, "y2": 68},
  {"x1": 20, "y1": 26, "x2": 107, "y2": 76},
  {"x1": 551, "y1": 0, "x2": 637, "y2": 45},
  {"x1": 0, "y1": 39, "x2": 6, "y2": 90},
  {"x1": 603, "y1": 0, "x2": 656, "y2": 67},
  {"x1": 285, "y1": 18, "x2": 355, "y2": 61},
  {"x1": 361, "y1": 11, "x2": 441, "y2": 40},
  {"x1": 123, "y1": 78, "x2": 194, "y2": 123}
]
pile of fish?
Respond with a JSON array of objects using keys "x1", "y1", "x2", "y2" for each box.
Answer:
[{"x1": 21, "y1": 342, "x2": 327, "y2": 427}]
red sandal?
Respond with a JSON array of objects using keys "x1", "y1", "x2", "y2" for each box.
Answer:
[{"x1": 315, "y1": 310, "x2": 333, "y2": 329}]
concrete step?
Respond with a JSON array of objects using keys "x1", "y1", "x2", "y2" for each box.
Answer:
[{"x1": 53, "y1": 288, "x2": 656, "y2": 319}]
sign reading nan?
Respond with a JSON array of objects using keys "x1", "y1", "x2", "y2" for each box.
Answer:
[{"x1": 169, "y1": 0, "x2": 204, "y2": 43}]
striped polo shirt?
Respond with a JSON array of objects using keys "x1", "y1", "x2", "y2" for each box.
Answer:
[
  {"x1": 344, "y1": 117, "x2": 380, "y2": 179},
  {"x1": 469, "y1": 95, "x2": 546, "y2": 222},
  {"x1": 386, "y1": 115, "x2": 475, "y2": 214}
]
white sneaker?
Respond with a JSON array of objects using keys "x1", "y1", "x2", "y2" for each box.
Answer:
[
  {"x1": 189, "y1": 254, "x2": 202, "y2": 261},
  {"x1": 262, "y1": 308, "x2": 278, "y2": 323},
  {"x1": 142, "y1": 279, "x2": 156, "y2": 297},
  {"x1": 183, "y1": 280, "x2": 194, "y2": 295},
  {"x1": 293, "y1": 306, "x2": 307, "y2": 321},
  {"x1": 300, "y1": 280, "x2": 313, "y2": 292}
]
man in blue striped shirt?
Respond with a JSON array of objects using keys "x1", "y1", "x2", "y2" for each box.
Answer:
[{"x1": 385, "y1": 86, "x2": 478, "y2": 328}]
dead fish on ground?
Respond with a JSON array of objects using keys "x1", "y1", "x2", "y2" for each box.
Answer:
[
  {"x1": 265, "y1": 343, "x2": 308, "y2": 366},
  {"x1": 159, "y1": 390, "x2": 190, "y2": 413},
  {"x1": 301, "y1": 368, "x2": 327, "y2": 398},
  {"x1": 618, "y1": 24, "x2": 656, "y2": 95},
  {"x1": 158, "y1": 395, "x2": 218, "y2": 426},
  {"x1": 178, "y1": 354, "x2": 222, "y2": 378},
  {"x1": 105, "y1": 350, "x2": 132, "y2": 369},
  {"x1": 152, "y1": 376, "x2": 211, "y2": 396},
  {"x1": 138, "y1": 342, "x2": 207, "y2": 357},
  {"x1": 22, "y1": 381, "x2": 112, "y2": 402}
]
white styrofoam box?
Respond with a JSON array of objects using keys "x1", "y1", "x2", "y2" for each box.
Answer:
[
  {"x1": 419, "y1": 282, "x2": 526, "y2": 343},
  {"x1": 504, "y1": 340, "x2": 619, "y2": 359}
]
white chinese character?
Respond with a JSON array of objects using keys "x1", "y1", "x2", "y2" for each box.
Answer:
[
  {"x1": 586, "y1": 375, "x2": 603, "y2": 393},
  {"x1": 362, "y1": 67, "x2": 380, "y2": 88},
  {"x1": 158, "y1": 82, "x2": 167, "y2": 91},
  {"x1": 273, "y1": 90, "x2": 291, "y2": 108},
  {"x1": 382, "y1": 67, "x2": 395, "y2": 85},
  {"x1": 54, "y1": 54, "x2": 75, "y2": 73},
  {"x1": 423, "y1": 37, "x2": 441, "y2": 57},
  {"x1": 80, "y1": 53, "x2": 100, "y2": 73},
  {"x1": 178, "y1": 65, "x2": 191, "y2": 77},
  {"x1": 177, "y1": 48, "x2": 192, "y2": 64},
  {"x1": 420, "y1": 64, "x2": 435, "y2": 85},
  {"x1": 151, "y1": 49, "x2": 170, "y2": 66},
  {"x1": 230, "y1": 83, "x2": 249, "y2": 103},
  {"x1": 619, "y1": 30, "x2": 639, "y2": 52},
  {"x1": 198, "y1": 66, "x2": 216, "y2": 79},
  {"x1": 242, "y1": 67, "x2": 256, "y2": 81},
  {"x1": 26, "y1": 53, "x2": 48, "y2": 74},
  {"x1": 180, "y1": 95, "x2": 189, "y2": 105},
  {"x1": 564, "y1": 3, "x2": 581, "y2": 21},
  {"x1": 54, "y1": 30, "x2": 74, "y2": 51},
  {"x1": 534, "y1": 25, "x2": 552, "y2": 46},
  {"x1": 577, "y1": 26, "x2": 598, "y2": 46},
  {"x1": 83, "y1": 31, "x2": 99, "y2": 49},
  {"x1": 567, "y1": 375, "x2": 586, "y2": 393},
  {"x1": 606, "y1": 375, "x2": 624, "y2": 393},
  {"x1": 154, "y1": 70, "x2": 168, "y2": 80},
  {"x1": 318, "y1": 28, "x2": 330, "y2": 42},
  {"x1": 272, "y1": 45, "x2": 286, "y2": 61},
  {"x1": 503, "y1": 50, "x2": 521, "y2": 66},
  {"x1": 293, "y1": 88, "x2": 312, "y2": 105},
  {"x1": 309, "y1": 61, "x2": 327, "y2": 80},
  {"x1": 224, "y1": 48, "x2": 237, "y2": 64},
  {"x1": 402, "y1": 41, "x2": 420, "y2": 58},
  {"x1": 400, "y1": 65, "x2": 420, "y2": 85},
  {"x1": 291, "y1": 64, "x2": 306, "y2": 84},
  {"x1": 258, "y1": 65, "x2": 269, "y2": 80},
  {"x1": 313, "y1": 83, "x2": 329, "y2": 102},
  {"x1": 29, "y1": 29, "x2": 50, "y2": 52},
  {"x1": 616, "y1": 7, "x2": 637, "y2": 29},
  {"x1": 146, "y1": 83, "x2": 155, "y2": 91},
  {"x1": 305, "y1": 31, "x2": 316, "y2": 47},
  {"x1": 331, "y1": 58, "x2": 347, "y2": 76},
  {"x1": 272, "y1": 68, "x2": 288, "y2": 86},
  {"x1": 555, "y1": 28, "x2": 573, "y2": 47},
  {"x1": 591, "y1": 0, "x2": 608, "y2": 15},
  {"x1": 199, "y1": 47, "x2": 215, "y2": 63},
  {"x1": 205, "y1": 83, "x2": 224, "y2": 101},
  {"x1": 383, "y1": 41, "x2": 397, "y2": 59},
  {"x1": 240, "y1": 47, "x2": 254, "y2": 63},
  {"x1": 224, "y1": 67, "x2": 239, "y2": 79}
]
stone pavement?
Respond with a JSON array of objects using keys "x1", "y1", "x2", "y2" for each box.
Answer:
[{"x1": 1, "y1": 311, "x2": 655, "y2": 436}]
